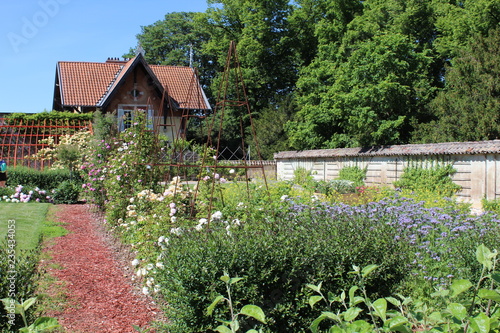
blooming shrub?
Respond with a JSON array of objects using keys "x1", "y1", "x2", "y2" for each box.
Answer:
[
  {"x1": 151, "y1": 195, "x2": 411, "y2": 332},
  {"x1": 0, "y1": 185, "x2": 51, "y2": 203},
  {"x1": 29, "y1": 130, "x2": 92, "y2": 171}
]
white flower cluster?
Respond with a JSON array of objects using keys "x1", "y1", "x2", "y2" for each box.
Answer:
[
  {"x1": 131, "y1": 258, "x2": 161, "y2": 295},
  {"x1": 157, "y1": 235, "x2": 169, "y2": 250}
]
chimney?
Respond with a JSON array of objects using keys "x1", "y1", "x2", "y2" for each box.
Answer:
[{"x1": 105, "y1": 57, "x2": 128, "y2": 63}]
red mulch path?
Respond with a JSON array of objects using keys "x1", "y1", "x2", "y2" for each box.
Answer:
[{"x1": 43, "y1": 204, "x2": 161, "y2": 333}]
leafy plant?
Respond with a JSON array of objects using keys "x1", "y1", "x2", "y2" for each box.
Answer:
[
  {"x1": 0, "y1": 240, "x2": 42, "y2": 331},
  {"x1": 293, "y1": 167, "x2": 314, "y2": 186},
  {"x1": 1, "y1": 297, "x2": 60, "y2": 333},
  {"x1": 308, "y1": 245, "x2": 500, "y2": 332},
  {"x1": 207, "y1": 273, "x2": 267, "y2": 333},
  {"x1": 6, "y1": 166, "x2": 74, "y2": 190},
  {"x1": 52, "y1": 180, "x2": 80, "y2": 204},
  {"x1": 337, "y1": 166, "x2": 366, "y2": 188},
  {"x1": 393, "y1": 163, "x2": 461, "y2": 197}
]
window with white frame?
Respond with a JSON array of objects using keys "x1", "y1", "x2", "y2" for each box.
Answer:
[{"x1": 117, "y1": 105, "x2": 154, "y2": 131}]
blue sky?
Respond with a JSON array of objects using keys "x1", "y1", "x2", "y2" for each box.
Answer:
[{"x1": 0, "y1": 0, "x2": 209, "y2": 113}]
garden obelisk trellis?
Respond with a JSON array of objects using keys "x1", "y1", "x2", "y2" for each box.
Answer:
[
  {"x1": 154, "y1": 41, "x2": 270, "y2": 224},
  {"x1": 202, "y1": 40, "x2": 270, "y2": 222}
]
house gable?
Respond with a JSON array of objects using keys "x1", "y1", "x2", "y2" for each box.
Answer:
[{"x1": 52, "y1": 54, "x2": 211, "y2": 113}]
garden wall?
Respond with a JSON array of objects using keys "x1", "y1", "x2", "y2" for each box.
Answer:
[{"x1": 274, "y1": 140, "x2": 500, "y2": 209}]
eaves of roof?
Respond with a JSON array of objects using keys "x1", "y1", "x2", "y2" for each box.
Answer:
[{"x1": 274, "y1": 140, "x2": 500, "y2": 159}]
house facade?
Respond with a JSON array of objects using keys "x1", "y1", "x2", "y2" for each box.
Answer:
[{"x1": 52, "y1": 53, "x2": 211, "y2": 139}]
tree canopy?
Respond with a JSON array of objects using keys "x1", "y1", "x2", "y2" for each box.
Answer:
[{"x1": 129, "y1": 0, "x2": 500, "y2": 157}]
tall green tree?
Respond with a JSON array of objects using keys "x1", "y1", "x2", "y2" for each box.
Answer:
[
  {"x1": 287, "y1": 0, "x2": 435, "y2": 149},
  {"x1": 125, "y1": 12, "x2": 207, "y2": 66},
  {"x1": 413, "y1": 29, "x2": 500, "y2": 143},
  {"x1": 197, "y1": 0, "x2": 300, "y2": 153}
]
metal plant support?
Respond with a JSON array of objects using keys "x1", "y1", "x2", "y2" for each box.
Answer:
[{"x1": 150, "y1": 41, "x2": 271, "y2": 225}]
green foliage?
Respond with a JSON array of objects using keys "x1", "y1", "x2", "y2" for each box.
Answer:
[
  {"x1": 0, "y1": 240, "x2": 42, "y2": 332},
  {"x1": 207, "y1": 273, "x2": 267, "y2": 333},
  {"x1": 130, "y1": 0, "x2": 499, "y2": 149},
  {"x1": 308, "y1": 245, "x2": 500, "y2": 332},
  {"x1": 1, "y1": 297, "x2": 59, "y2": 333},
  {"x1": 482, "y1": 198, "x2": 500, "y2": 214},
  {"x1": 393, "y1": 163, "x2": 461, "y2": 197},
  {"x1": 293, "y1": 167, "x2": 314, "y2": 186},
  {"x1": 5, "y1": 110, "x2": 93, "y2": 123},
  {"x1": 153, "y1": 200, "x2": 409, "y2": 332},
  {"x1": 337, "y1": 166, "x2": 366, "y2": 188},
  {"x1": 413, "y1": 28, "x2": 500, "y2": 143},
  {"x1": 6, "y1": 166, "x2": 74, "y2": 190},
  {"x1": 102, "y1": 111, "x2": 163, "y2": 223},
  {"x1": 57, "y1": 144, "x2": 80, "y2": 178},
  {"x1": 52, "y1": 180, "x2": 81, "y2": 204}
]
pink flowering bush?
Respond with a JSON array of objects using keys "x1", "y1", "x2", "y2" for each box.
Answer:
[{"x1": 0, "y1": 185, "x2": 52, "y2": 203}]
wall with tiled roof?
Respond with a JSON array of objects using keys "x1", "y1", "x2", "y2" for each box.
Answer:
[{"x1": 275, "y1": 140, "x2": 500, "y2": 209}]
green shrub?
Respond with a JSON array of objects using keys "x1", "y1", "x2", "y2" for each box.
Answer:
[
  {"x1": 482, "y1": 197, "x2": 500, "y2": 214},
  {"x1": 293, "y1": 167, "x2": 314, "y2": 185},
  {"x1": 52, "y1": 181, "x2": 80, "y2": 204},
  {"x1": 0, "y1": 186, "x2": 15, "y2": 198},
  {"x1": 0, "y1": 239, "x2": 42, "y2": 332},
  {"x1": 153, "y1": 202, "x2": 410, "y2": 332},
  {"x1": 337, "y1": 166, "x2": 366, "y2": 188},
  {"x1": 393, "y1": 164, "x2": 461, "y2": 197},
  {"x1": 6, "y1": 166, "x2": 75, "y2": 190}
]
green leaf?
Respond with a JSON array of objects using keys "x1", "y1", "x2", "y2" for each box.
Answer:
[
  {"x1": 0, "y1": 298, "x2": 17, "y2": 313},
  {"x1": 470, "y1": 313, "x2": 490, "y2": 333},
  {"x1": 31, "y1": 317, "x2": 60, "y2": 330},
  {"x1": 349, "y1": 286, "x2": 359, "y2": 306},
  {"x1": 228, "y1": 277, "x2": 244, "y2": 285},
  {"x1": 246, "y1": 330, "x2": 259, "y2": 333},
  {"x1": 447, "y1": 303, "x2": 467, "y2": 321},
  {"x1": 207, "y1": 295, "x2": 225, "y2": 316},
  {"x1": 21, "y1": 297, "x2": 37, "y2": 311},
  {"x1": 476, "y1": 244, "x2": 494, "y2": 270},
  {"x1": 478, "y1": 289, "x2": 500, "y2": 302},
  {"x1": 215, "y1": 325, "x2": 233, "y2": 333},
  {"x1": 343, "y1": 307, "x2": 362, "y2": 322},
  {"x1": 309, "y1": 295, "x2": 323, "y2": 308},
  {"x1": 361, "y1": 264, "x2": 379, "y2": 278},
  {"x1": 306, "y1": 282, "x2": 322, "y2": 294},
  {"x1": 450, "y1": 279, "x2": 473, "y2": 297},
  {"x1": 340, "y1": 290, "x2": 346, "y2": 303},
  {"x1": 349, "y1": 265, "x2": 360, "y2": 275},
  {"x1": 220, "y1": 275, "x2": 230, "y2": 283},
  {"x1": 230, "y1": 319, "x2": 240, "y2": 331},
  {"x1": 491, "y1": 272, "x2": 500, "y2": 284},
  {"x1": 351, "y1": 296, "x2": 365, "y2": 307},
  {"x1": 386, "y1": 297, "x2": 401, "y2": 308},
  {"x1": 239, "y1": 305, "x2": 266, "y2": 324},
  {"x1": 372, "y1": 298, "x2": 387, "y2": 321},
  {"x1": 310, "y1": 311, "x2": 341, "y2": 332},
  {"x1": 351, "y1": 319, "x2": 374, "y2": 332},
  {"x1": 309, "y1": 316, "x2": 325, "y2": 333},
  {"x1": 388, "y1": 316, "x2": 410, "y2": 332}
]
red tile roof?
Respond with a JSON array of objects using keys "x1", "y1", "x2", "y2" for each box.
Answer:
[
  {"x1": 56, "y1": 55, "x2": 211, "y2": 110},
  {"x1": 58, "y1": 61, "x2": 121, "y2": 106},
  {"x1": 151, "y1": 65, "x2": 209, "y2": 110}
]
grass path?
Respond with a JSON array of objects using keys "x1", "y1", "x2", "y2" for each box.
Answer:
[{"x1": 0, "y1": 203, "x2": 51, "y2": 250}]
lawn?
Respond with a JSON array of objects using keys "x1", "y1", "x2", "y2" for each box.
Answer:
[{"x1": 0, "y1": 203, "x2": 51, "y2": 251}]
